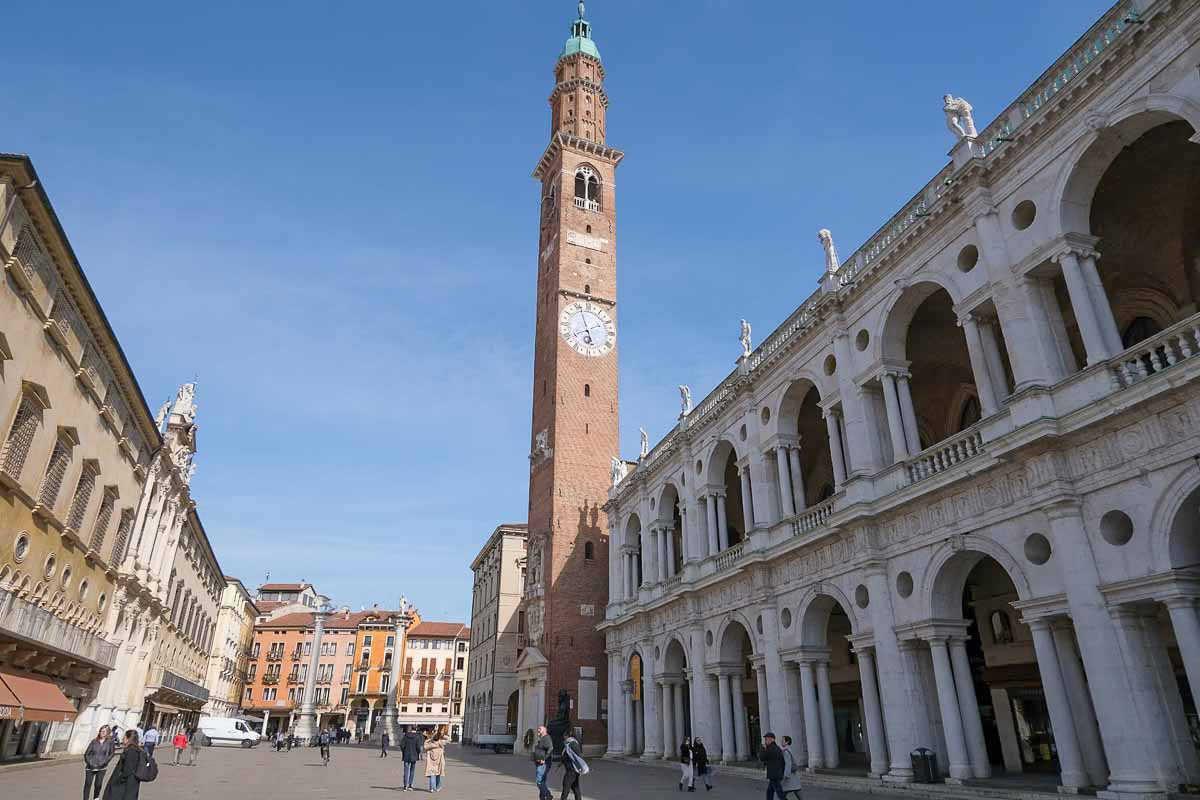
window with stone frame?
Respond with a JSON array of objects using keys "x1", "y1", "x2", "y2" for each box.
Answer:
[
  {"x1": 110, "y1": 509, "x2": 134, "y2": 564},
  {"x1": 574, "y1": 166, "x2": 601, "y2": 209},
  {"x1": 38, "y1": 433, "x2": 75, "y2": 510},
  {"x1": 89, "y1": 489, "x2": 117, "y2": 552},
  {"x1": 66, "y1": 461, "x2": 99, "y2": 531},
  {"x1": 1, "y1": 392, "x2": 44, "y2": 482}
]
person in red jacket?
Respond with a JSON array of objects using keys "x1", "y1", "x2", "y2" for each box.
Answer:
[{"x1": 171, "y1": 731, "x2": 188, "y2": 766}]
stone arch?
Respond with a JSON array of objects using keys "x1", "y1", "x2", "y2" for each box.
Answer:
[
  {"x1": 662, "y1": 634, "x2": 689, "y2": 673},
  {"x1": 922, "y1": 535, "x2": 1033, "y2": 620},
  {"x1": 715, "y1": 613, "x2": 757, "y2": 663},
  {"x1": 796, "y1": 585, "x2": 860, "y2": 647},
  {"x1": 654, "y1": 482, "x2": 681, "y2": 525},
  {"x1": 622, "y1": 513, "x2": 642, "y2": 549},
  {"x1": 1055, "y1": 96, "x2": 1200, "y2": 237},
  {"x1": 1153, "y1": 466, "x2": 1200, "y2": 572},
  {"x1": 704, "y1": 438, "x2": 742, "y2": 486},
  {"x1": 878, "y1": 278, "x2": 965, "y2": 362}
]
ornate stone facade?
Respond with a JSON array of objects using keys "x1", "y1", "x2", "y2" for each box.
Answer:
[{"x1": 602, "y1": 3, "x2": 1200, "y2": 798}]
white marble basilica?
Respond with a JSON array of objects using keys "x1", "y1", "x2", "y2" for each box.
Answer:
[{"x1": 601, "y1": 3, "x2": 1200, "y2": 798}]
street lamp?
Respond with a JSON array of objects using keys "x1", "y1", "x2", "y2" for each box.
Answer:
[{"x1": 294, "y1": 595, "x2": 332, "y2": 744}]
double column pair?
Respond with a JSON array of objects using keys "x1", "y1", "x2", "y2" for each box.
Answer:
[
  {"x1": 785, "y1": 656, "x2": 838, "y2": 770},
  {"x1": 879, "y1": 369, "x2": 921, "y2": 464},
  {"x1": 714, "y1": 669, "x2": 749, "y2": 762},
  {"x1": 923, "y1": 633, "x2": 990, "y2": 782},
  {"x1": 656, "y1": 676, "x2": 687, "y2": 760},
  {"x1": 774, "y1": 443, "x2": 806, "y2": 519},
  {"x1": 620, "y1": 680, "x2": 645, "y2": 756},
  {"x1": 1052, "y1": 248, "x2": 1121, "y2": 367},
  {"x1": 702, "y1": 491, "x2": 729, "y2": 555}
]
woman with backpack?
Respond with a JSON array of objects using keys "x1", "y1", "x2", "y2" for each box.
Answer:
[{"x1": 103, "y1": 729, "x2": 155, "y2": 799}]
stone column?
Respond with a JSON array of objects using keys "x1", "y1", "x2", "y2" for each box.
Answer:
[
  {"x1": 760, "y1": 606, "x2": 788, "y2": 753},
  {"x1": 665, "y1": 525, "x2": 677, "y2": 578},
  {"x1": 880, "y1": 372, "x2": 910, "y2": 463},
  {"x1": 895, "y1": 374, "x2": 921, "y2": 455},
  {"x1": 678, "y1": 509, "x2": 689, "y2": 563},
  {"x1": 815, "y1": 661, "x2": 838, "y2": 769},
  {"x1": 948, "y1": 638, "x2": 990, "y2": 779},
  {"x1": 1050, "y1": 621, "x2": 1108, "y2": 787},
  {"x1": 688, "y1": 630, "x2": 716, "y2": 747},
  {"x1": 673, "y1": 681, "x2": 686, "y2": 744},
  {"x1": 978, "y1": 319, "x2": 1010, "y2": 400},
  {"x1": 622, "y1": 550, "x2": 633, "y2": 600},
  {"x1": 1027, "y1": 620, "x2": 1089, "y2": 789},
  {"x1": 798, "y1": 661, "x2": 823, "y2": 769},
  {"x1": 657, "y1": 527, "x2": 668, "y2": 583},
  {"x1": 623, "y1": 681, "x2": 636, "y2": 755},
  {"x1": 641, "y1": 661, "x2": 661, "y2": 760},
  {"x1": 833, "y1": 328, "x2": 877, "y2": 474},
  {"x1": 634, "y1": 697, "x2": 645, "y2": 753},
  {"x1": 294, "y1": 609, "x2": 328, "y2": 743},
  {"x1": 716, "y1": 494, "x2": 730, "y2": 551},
  {"x1": 731, "y1": 673, "x2": 749, "y2": 761},
  {"x1": 824, "y1": 410, "x2": 847, "y2": 488},
  {"x1": 718, "y1": 673, "x2": 735, "y2": 763},
  {"x1": 661, "y1": 681, "x2": 675, "y2": 758},
  {"x1": 705, "y1": 495, "x2": 719, "y2": 557},
  {"x1": 380, "y1": 612, "x2": 410, "y2": 744},
  {"x1": 775, "y1": 447, "x2": 795, "y2": 518},
  {"x1": 788, "y1": 447, "x2": 806, "y2": 512},
  {"x1": 856, "y1": 648, "x2": 889, "y2": 778},
  {"x1": 755, "y1": 664, "x2": 770, "y2": 735},
  {"x1": 1080, "y1": 253, "x2": 1122, "y2": 355},
  {"x1": 739, "y1": 467, "x2": 754, "y2": 530},
  {"x1": 515, "y1": 679, "x2": 526, "y2": 745},
  {"x1": 783, "y1": 664, "x2": 807, "y2": 766},
  {"x1": 928, "y1": 639, "x2": 970, "y2": 781},
  {"x1": 989, "y1": 686, "x2": 1023, "y2": 774},
  {"x1": 1054, "y1": 251, "x2": 1112, "y2": 365},
  {"x1": 959, "y1": 314, "x2": 1000, "y2": 417},
  {"x1": 1167, "y1": 598, "x2": 1200, "y2": 735}
]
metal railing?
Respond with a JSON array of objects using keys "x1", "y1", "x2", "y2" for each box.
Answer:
[
  {"x1": 148, "y1": 666, "x2": 210, "y2": 703},
  {"x1": 0, "y1": 588, "x2": 117, "y2": 669}
]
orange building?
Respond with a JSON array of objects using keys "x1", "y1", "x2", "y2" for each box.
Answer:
[{"x1": 345, "y1": 611, "x2": 402, "y2": 738}]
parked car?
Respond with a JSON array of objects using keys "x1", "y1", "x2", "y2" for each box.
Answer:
[{"x1": 198, "y1": 716, "x2": 262, "y2": 748}]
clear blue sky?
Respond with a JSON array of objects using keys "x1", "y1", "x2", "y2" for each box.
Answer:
[{"x1": 5, "y1": 1, "x2": 1110, "y2": 621}]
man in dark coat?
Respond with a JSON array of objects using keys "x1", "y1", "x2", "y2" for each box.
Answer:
[
  {"x1": 400, "y1": 726, "x2": 424, "y2": 791},
  {"x1": 759, "y1": 732, "x2": 787, "y2": 800},
  {"x1": 559, "y1": 733, "x2": 584, "y2": 800},
  {"x1": 532, "y1": 725, "x2": 554, "y2": 800}
]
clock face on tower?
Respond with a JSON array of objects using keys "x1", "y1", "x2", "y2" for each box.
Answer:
[{"x1": 559, "y1": 300, "x2": 615, "y2": 357}]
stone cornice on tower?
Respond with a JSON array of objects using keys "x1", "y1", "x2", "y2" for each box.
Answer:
[
  {"x1": 532, "y1": 132, "x2": 625, "y2": 180},
  {"x1": 549, "y1": 77, "x2": 610, "y2": 109}
]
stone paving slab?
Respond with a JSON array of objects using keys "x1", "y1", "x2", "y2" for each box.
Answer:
[{"x1": 0, "y1": 740, "x2": 875, "y2": 800}]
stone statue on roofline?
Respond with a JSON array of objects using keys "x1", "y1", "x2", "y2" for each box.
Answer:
[
  {"x1": 739, "y1": 319, "x2": 753, "y2": 358},
  {"x1": 679, "y1": 385, "x2": 693, "y2": 416},
  {"x1": 943, "y1": 94, "x2": 977, "y2": 140},
  {"x1": 173, "y1": 382, "x2": 197, "y2": 424},
  {"x1": 639, "y1": 427, "x2": 649, "y2": 459},
  {"x1": 818, "y1": 229, "x2": 840, "y2": 274},
  {"x1": 154, "y1": 400, "x2": 170, "y2": 432},
  {"x1": 610, "y1": 456, "x2": 628, "y2": 487}
]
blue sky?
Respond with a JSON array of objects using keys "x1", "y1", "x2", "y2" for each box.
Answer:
[{"x1": 5, "y1": 1, "x2": 1110, "y2": 621}]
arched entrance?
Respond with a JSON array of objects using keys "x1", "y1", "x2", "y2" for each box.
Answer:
[
  {"x1": 622, "y1": 651, "x2": 647, "y2": 756},
  {"x1": 655, "y1": 637, "x2": 690, "y2": 760},
  {"x1": 713, "y1": 620, "x2": 755, "y2": 763},
  {"x1": 797, "y1": 593, "x2": 863, "y2": 771},
  {"x1": 506, "y1": 690, "x2": 519, "y2": 736}
]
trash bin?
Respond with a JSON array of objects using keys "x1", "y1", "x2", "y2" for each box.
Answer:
[{"x1": 911, "y1": 748, "x2": 938, "y2": 783}]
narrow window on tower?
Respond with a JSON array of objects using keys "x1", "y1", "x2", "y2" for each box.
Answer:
[
  {"x1": 542, "y1": 380, "x2": 547, "y2": 397},
  {"x1": 584, "y1": 283, "x2": 590, "y2": 293},
  {"x1": 584, "y1": 542, "x2": 595, "y2": 561},
  {"x1": 583, "y1": 384, "x2": 590, "y2": 397}
]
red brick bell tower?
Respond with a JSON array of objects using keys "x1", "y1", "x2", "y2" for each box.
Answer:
[{"x1": 519, "y1": 0, "x2": 623, "y2": 751}]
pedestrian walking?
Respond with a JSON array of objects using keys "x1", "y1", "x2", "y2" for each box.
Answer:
[
  {"x1": 319, "y1": 729, "x2": 331, "y2": 766},
  {"x1": 172, "y1": 731, "x2": 188, "y2": 765},
  {"x1": 759, "y1": 732, "x2": 787, "y2": 800},
  {"x1": 559, "y1": 733, "x2": 588, "y2": 800},
  {"x1": 102, "y1": 730, "x2": 144, "y2": 800},
  {"x1": 187, "y1": 728, "x2": 203, "y2": 766},
  {"x1": 532, "y1": 725, "x2": 554, "y2": 800},
  {"x1": 83, "y1": 725, "x2": 115, "y2": 800},
  {"x1": 692, "y1": 738, "x2": 713, "y2": 791},
  {"x1": 141, "y1": 725, "x2": 158, "y2": 759},
  {"x1": 400, "y1": 725, "x2": 424, "y2": 791},
  {"x1": 678, "y1": 736, "x2": 695, "y2": 791},
  {"x1": 275, "y1": 731, "x2": 284, "y2": 752},
  {"x1": 380, "y1": 730, "x2": 390, "y2": 758},
  {"x1": 424, "y1": 730, "x2": 446, "y2": 792},
  {"x1": 286, "y1": 731, "x2": 294, "y2": 751},
  {"x1": 781, "y1": 736, "x2": 803, "y2": 800}
]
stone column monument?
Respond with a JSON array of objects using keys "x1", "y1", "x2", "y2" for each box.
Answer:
[
  {"x1": 294, "y1": 600, "x2": 331, "y2": 743},
  {"x1": 380, "y1": 596, "x2": 413, "y2": 744}
]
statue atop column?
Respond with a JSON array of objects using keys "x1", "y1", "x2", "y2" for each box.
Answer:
[
  {"x1": 610, "y1": 456, "x2": 627, "y2": 487},
  {"x1": 739, "y1": 319, "x2": 752, "y2": 358},
  {"x1": 639, "y1": 427, "x2": 649, "y2": 459},
  {"x1": 943, "y1": 94, "x2": 977, "y2": 139},
  {"x1": 679, "y1": 385, "x2": 693, "y2": 416},
  {"x1": 818, "y1": 229, "x2": 840, "y2": 274}
]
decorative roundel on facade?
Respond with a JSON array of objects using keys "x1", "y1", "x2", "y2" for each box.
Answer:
[
  {"x1": 1101, "y1": 510, "x2": 1134, "y2": 546},
  {"x1": 756, "y1": 615, "x2": 764, "y2": 635},
  {"x1": 780, "y1": 608, "x2": 792, "y2": 629},
  {"x1": 43, "y1": 555, "x2": 57, "y2": 580},
  {"x1": 61, "y1": 566, "x2": 72, "y2": 588},
  {"x1": 1024, "y1": 533, "x2": 1052, "y2": 565},
  {"x1": 957, "y1": 244, "x2": 980, "y2": 273},
  {"x1": 855, "y1": 584, "x2": 870, "y2": 609},
  {"x1": 97, "y1": 593, "x2": 107, "y2": 613},
  {"x1": 739, "y1": 425, "x2": 747, "y2": 442},
  {"x1": 1012, "y1": 200, "x2": 1037, "y2": 231},
  {"x1": 760, "y1": 407, "x2": 770, "y2": 425},
  {"x1": 13, "y1": 532, "x2": 30, "y2": 563},
  {"x1": 696, "y1": 459, "x2": 703, "y2": 475},
  {"x1": 79, "y1": 579, "x2": 90, "y2": 602},
  {"x1": 823, "y1": 354, "x2": 837, "y2": 376},
  {"x1": 705, "y1": 630, "x2": 714, "y2": 647},
  {"x1": 896, "y1": 571, "x2": 914, "y2": 598},
  {"x1": 855, "y1": 329, "x2": 870, "y2": 352}
]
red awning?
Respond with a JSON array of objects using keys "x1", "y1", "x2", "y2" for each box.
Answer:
[
  {"x1": 0, "y1": 670, "x2": 78, "y2": 723},
  {"x1": 0, "y1": 676, "x2": 19, "y2": 722}
]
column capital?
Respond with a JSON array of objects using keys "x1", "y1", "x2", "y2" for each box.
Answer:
[{"x1": 1164, "y1": 595, "x2": 1200, "y2": 611}]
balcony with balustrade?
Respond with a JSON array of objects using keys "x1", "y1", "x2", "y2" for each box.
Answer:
[{"x1": 0, "y1": 587, "x2": 117, "y2": 671}]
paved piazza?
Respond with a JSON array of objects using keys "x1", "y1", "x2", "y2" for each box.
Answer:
[{"x1": 2, "y1": 743, "x2": 874, "y2": 799}]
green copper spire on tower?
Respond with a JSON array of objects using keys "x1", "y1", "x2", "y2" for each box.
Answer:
[{"x1": 560, "y1": 0, "x2": 600, "y2": 63}]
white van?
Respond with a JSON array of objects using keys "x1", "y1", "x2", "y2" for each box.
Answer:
[{"x1": 197, "y1": 716, "x2": 262, "y2": 748}]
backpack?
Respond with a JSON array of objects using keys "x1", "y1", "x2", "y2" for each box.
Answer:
[{"x1": 134, "y1": 750, "x2": 158, "y2": 783}]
